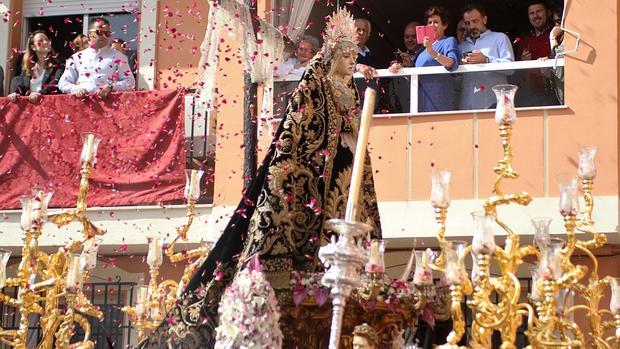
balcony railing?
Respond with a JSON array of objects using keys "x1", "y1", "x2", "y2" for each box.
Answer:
[{"x1": 273, "y1": 59, "x2": 565, "y2": 118}]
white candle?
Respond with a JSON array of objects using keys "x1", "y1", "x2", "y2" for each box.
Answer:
[
  {"x1": 610, "y1": 278, "x2": 620, "y2": 315},
  {"x1": 84, "y1": 133, "x2": 95, "y2": 163},
  {"x1": 20, "y1": 197, "x2": 33, "y2": 231},
  {"x1": 369, "y1": 241, "x2": 379, "y2": 265},
  {"x1": 345, "y1": 88, "x2": 376, "y2": 221},
  {"x1": 66, "y1": 254, "x2": 83, "y2": 292},
  {"x1": 135, "y1": 286, "x2": 149, "y2": 318},
  {"x1": 147, "y1": 237, "x2": 163, "y2": 267},
  {"x1": 189, "y1": 170, "x2": 197, "y2": 198}
]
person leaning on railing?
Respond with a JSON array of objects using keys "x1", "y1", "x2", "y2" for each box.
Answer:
[
  {"x1": 58, "y1": 17, "x2": 135, "y2": 99},
  {"x1": 7, "y1": 30, "x2": 64, "y2": 104}
]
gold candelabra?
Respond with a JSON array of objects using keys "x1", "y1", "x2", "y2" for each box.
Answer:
[
  {"x1": 0, "y1": 133, "x2": 106, "y2": 349},
  {"x1": 122, "y1": 169, "x2": 213, "y2": 341},
  {"x1": 429, "y1": 85, "x2": 620, "y2": 349}
]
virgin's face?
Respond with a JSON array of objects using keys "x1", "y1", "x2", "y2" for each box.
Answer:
[
  {"x1": 32, "y1": 33, "x2": 51, "y2": 55},
  {"x1": 333, "y1": 50, "x2": 356, "y2": 78}
]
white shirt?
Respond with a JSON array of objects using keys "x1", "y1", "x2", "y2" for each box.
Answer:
[
  {"x1": 458, "y1": 30, "x2": 515, "y2": 110},
  {"x1": 275, "y1": 58, "x2": 307, "y2": 81},
  {"x1": 30, "y1": 67, "x2": 45, "y2": 93},
  {"x1": 59, "y1": 46, "x2": 136, "y2": 94}
]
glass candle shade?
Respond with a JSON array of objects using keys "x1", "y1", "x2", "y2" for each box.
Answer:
[
  {"x1": 80, "y1": 237, "x2": 103, "y2": 271},
  {"x1": 184, "y1": 169, "x2": 204, "y2": 201},
  {"x1": 80, "y1": 132, "x2": 103, "y2": 165},
  {"x1": 430, "y1": 169, "x2": 451, "y2": 208},
  {"x1": 577, "y1": 145, "x2": 597, "y2": 180},
  {"x1": 30, "y1": 188, "x2": 54, "y2": 223},
  {"x1": 492, "y1": 84, "x2": 518, "y2": 125},
  {"x1": 413, "y1": 249, "x2": 433, "y2": 286},
  {"x1": 610, "y1": 277, "x2": 620, "y2": 315},
  {"x1": 135, "y1": 285, "x2": 149, "y2": 319},
  {"x1": 20, "y1": 196, "x2": 33, "y2": 231},
  {"x1": 471, "y1": 212, "x2": 495, "y2": 255},
  {"x1": 531, "y1": 217, "x2": 552, "y2": 248},
  {"x1": 0, "y1": 249, "x2": 11, "y2": 289},
  {"x1": 530, "y1": 266, "x2": 541, "y2": 302},
  {"x1": 555, "y1": 288, "x2": 569, "y2": 316},
  {"x1": 365, "y1": 239, "x2": 385, "y2": 273},
  {"x1": 444, "y1": 241, "x2": 468, "y2": 285},
  {"x1": 557, "y1": 174, "x2": 579, "y2": 217},
  {"x1": 66, "y1": 253, "x2": 84, "y2": 293},
  {"x1": 146, "y1": 236, "x2": 163, "y2": 268},
  {"x1": 537, "y1": 238, "x2": 564, "y2": 280}
]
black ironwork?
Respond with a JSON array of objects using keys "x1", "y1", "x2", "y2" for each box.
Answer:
[{"x1": 0, "y1": 280, "x2": 136, "y2": 349}]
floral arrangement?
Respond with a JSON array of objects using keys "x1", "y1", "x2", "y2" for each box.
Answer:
[
  {"x1": 215, "y1": 264, "x2": 283, "y2": 349},
  {"x1": 289, "y1": 271, "x2": 331, "y2": 306},
  {"x1": 288, "y1": 271, "x2": 418, "y2": 310}
]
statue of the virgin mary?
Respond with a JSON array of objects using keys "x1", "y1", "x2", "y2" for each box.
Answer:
[{"x1": 140, "y1": 8, "x2": 382, "y2": 348}]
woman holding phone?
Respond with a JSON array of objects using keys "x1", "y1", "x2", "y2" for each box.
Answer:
[{"x1": 415, "y1": 6, "x2": 460, "y2": 112}]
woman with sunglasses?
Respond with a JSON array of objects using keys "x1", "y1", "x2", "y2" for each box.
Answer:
[
  {"x1": 7, "y1": 30, "x2": 63, "y2": 103},
  {"x1": 58, "y1": 17, "x2": 135, "y2": 99}
]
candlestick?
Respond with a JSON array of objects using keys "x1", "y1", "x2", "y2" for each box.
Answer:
[{"x1": 345, "y1": 88, "x2": 376, "y2": 221}]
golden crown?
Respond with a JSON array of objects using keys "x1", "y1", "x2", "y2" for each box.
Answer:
[{"x1": 322, "y1": 8, "x2": 358, "y2": 59}]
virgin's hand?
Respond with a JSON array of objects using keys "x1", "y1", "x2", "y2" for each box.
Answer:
[
  {"x1": 7, "y1": 93, "x2": 19, "y2": 102},
  {"x1": 28, "y1": 92, "x2": 42, "y2": 104}
]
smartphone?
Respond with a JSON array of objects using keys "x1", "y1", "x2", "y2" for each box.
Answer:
[{"x1": 416, "y1": 25, "x2": 436, "y2": 44}]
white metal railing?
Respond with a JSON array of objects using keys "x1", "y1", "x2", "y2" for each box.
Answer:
[{"x1": 274, "y1": 58, "x2": 566, "y2": 117}]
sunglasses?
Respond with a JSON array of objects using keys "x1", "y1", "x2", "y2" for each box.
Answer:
[{"x1": 89, "y1": 29, "x2": 112, "y2": 37}]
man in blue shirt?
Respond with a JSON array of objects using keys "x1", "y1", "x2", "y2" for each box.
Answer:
[{"x1": 459, "y1": 4, "x2": 514, "y2": 110}]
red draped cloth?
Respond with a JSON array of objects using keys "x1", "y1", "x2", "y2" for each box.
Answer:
[{"x1": 0, "y1": 89, "x2": 186, "y2": 209}]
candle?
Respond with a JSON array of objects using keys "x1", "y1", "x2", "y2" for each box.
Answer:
[
  {"x1": 147, "y1": 237, "x2": 163, "y2": 267},
  {"x1": 530, "y1": 267, "x2": 540, "y2": 301},
  {"x1": 84, "y1": 133, "x2": 95, "y2": 163},
  {"x1": 557, "y1": 175, "x2": 578, "y2": 216},
  {"x1": 430, "y1": 169, "x2": 451, "y2": 208},
  {"x1": 81, "y1": 237, "x2": 102, "y2": 270},
  {"x1": 185, "y1": 170, "x2": 204, "y2": 200},
  {"x1": 20, "y1": 196, "x2": 33, "y2": 231},
  {"x1": 365, "y1": 239, "x2": 385, "y2": 273},
  {"x1": 610, "y1": 278, "x2": 620, "y2": 315},
  {"x1": 345, "y1": 88, "x2": 376, "y2": 221},
  {"x1": 0, "y1": 249, "x2": 11, "y2": 289},
  {"x1": 135, "y1": 286, "x2": 149, "y2": 318},
  {"x1": 66, "y1": 254, "x2": 83, "y2": 292}
]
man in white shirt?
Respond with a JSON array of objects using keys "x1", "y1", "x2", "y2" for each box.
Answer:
[
  {"x1": 275, "y1": 35, "x2": 319, "y2": 81},
  {"x1": 59, "y1": 18, "x2": 135, "y2": 99},
  {"x1": 459, "y1": 4, "x2": 514, "y2": 110}
]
